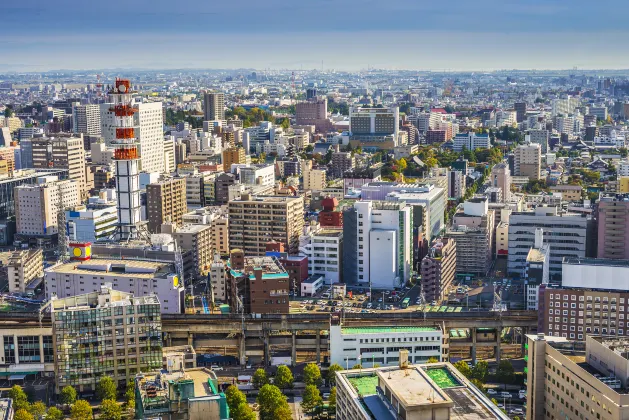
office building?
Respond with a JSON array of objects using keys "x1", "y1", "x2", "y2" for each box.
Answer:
[
  {"x1": 203, "y1": 92, "x2": 225, "y2": 122},
  {"x1": 221, "y1": 147, "x2": 246, "y2": 171},
  {"x1": 342, "y1": 201, "x2": 411, "y2": 289},
  {"x1": 527, "y1": 129, "x2": 550, "y2": 153},
  {"x1": 72, "y1": 104, "x2": 102, "y2": 136},
  {"x1": 421, "y1": 238, "x2": 456, "y2": 304},
  {"x1": 508, "y1": 206, "x2": 590, "y2": 280},
  {"x1": 490, "y1": 163, "x2": 511, "y2": 203},
  {"x1": 45, "y1": 251, "x2": 184, "y2": 313},
  {"x1": 447, "y1": 170, "x2": 465, "y2": 199},
  {"x1": 172, "y1": 224, "x2": 213, "y2": 279},
  {"x1": 549, "y1": 185, "x2": 582, "y2": 202},
  {"x1": 590, "y1": 106, "x2": 608, "y2": 121},
  {"x1": 596, "y1": 193, "x2": 629, "y2": 260},
  {"x1": 0, "y1": 169, "x2": 67, "y2": 220},
  {"x1": 349, "y1": 106, "x2": 400, "y2": 150},
  {"x1": 146, "y1": 177, "x2": 187, "y2": 233},
  {"x1": 452, "y1": 132, "x2": 491, "y2": 152},
  {"x1": 331, "y1": 152, "x2": 355, "y2": 178},
  {"x1": 227, "y1": 251, "x2": 289, "y2": 314},
  {"x1": 228, "y1": 194, "x2": 304, "y2": 255},
  {"x1": 51, "y1": 285, "x2": 162, "y2": 393},
  {"x1": 303, "y1": 160, "x2": 327, "y2": 191},
  {"x1": 329, "y1": 323, "x2": 443, "y2": 368},
  {"x1": 30, "y1": 135, "x2": 87, "y2": 196},
  {"x1": 336, "y1": 360, "x2": 508, "y2": 420},
  {"x1": 295, "y1": 98, "x2": 331, "y2": 133},
  {"x1": 299, "y1": 229, "x2": 343, "y2": 285},
  {"x1": 209, "y1": 254, "x2": 228, "y2": 302},
  {"x1": 213, "y1": 173, "x2": 237, "y2": 205},
  {"x1": 513, "y1": 143, "x2": 541, "y2": 180},
  {"x1": 135, "y1": 367, "x2": 229, "y2": 420},
  {"x1": 66, "y1": 204, "x2": 118, "y2": 243},
  {"x1": 523, "y1": 229, "x2": 550, "y2": 310},
  {"x1": 15, "y1": 178, "x2": 80, "y2": 238},
  {"x1": 526, "y1": 334, "x2": 629, "y2": 420},
  {"x1": 238, "y1": 164, "x2": 274, "y2": 187},
  {"x1": 514, "y1": 102, "x2": 526, "y2": 123},
  {"x1": 7, "y1": 249, "x2": 43, "y2": 293},
  {"x1": 184, "y1": 172, "x2": 215, "y2": 208}
]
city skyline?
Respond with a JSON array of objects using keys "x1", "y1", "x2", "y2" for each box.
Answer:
[{"x1": 3, "y1": 0, "x2": 629, "y2": 72}]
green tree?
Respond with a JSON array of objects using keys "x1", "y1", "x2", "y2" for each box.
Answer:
[
  {"x1": 60, "y1": 385, "x2": 78, "y2": 406},
  {"x1": 496, "y1": 360, "x2": 515, "y2": 388},
  {"x1": 96, "y1": 376, "x2": 117, "y2": 402},
  {"x1": 4, "y1": 107, "x2": 14, "y2": 118},
  {"x1": 472, "y1": 360, "x2": 489, "y2": 383},
  {"x1": 471, "y1": 378, "x2": 485, "y2": 392},
  {"x1": 124, "y1": 380, "x2": 135, "y2": 411},
  {"x1": 397, "y1": 158, "x2": 407, "y2": 172},
  {"x1": 225, "y1": 385, "x2": 247, "y2": 414},
  {"x1": 70, "y1": 400, "x2": 93, "y2": 420},
  {"x1": 252, "y1": 368, "x2": 268, "y2": 389},
  {"x1": 9, "y1": 386, "x2": 29, "y2": 412},
  {"x1": 233, "y1": 402, "x2": 256, "y2": 420},
  {"x1": 352, "y1": 364, "x2": 363, "y2": 370},
  {"x1": 427, "y1": 357, "x2": 439, "y2": 363},
  {"x1": 100, "y1": 399, "x2": 122, "y2": 420},
  {"x1": 329, "y1": 386, "x2": 337, "y2": 412},
  {"x1": 327, "y1": 363, "x2": 343, "y2": 386},
  {"x1": 14, "y1": 409, "x2": 33, "y2": 420},
  {"x1": 301, "y1": 385, "x2": 323, "y2": 413},
  {"x1": 303, "y1": 363, "x2": 322, "y2": 387},
  {"x1": 46, "y1": 407, "x2": 64, "y2": 420},
  {"x1": 29, "y1": 401, "x2": 46, "y2": 419},
  {"x1": 452, "y1": 361, "x2": 472, "y2": 379},
  {"x1": 274, "y1": 365, "x2": 293, "y2": 390},
  {"x1": 257, "y1": 384, "x2": 288, "y2": 420}
]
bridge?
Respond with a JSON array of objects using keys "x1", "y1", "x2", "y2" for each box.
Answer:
[{"x1": 0, "y1": 310, "x2": 538, "y2": 366}]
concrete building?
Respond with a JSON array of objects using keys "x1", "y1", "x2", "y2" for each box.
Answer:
[
  {"x1": 452, "y1": 132, "x2": 491, "y2": 151},
  {"x1": 302, "y1": 160, "x2": 326, "y2": 191},
  {"x1": 514, "y1": 102, "x2": 526, "y2": 123},
  {"x1": 526, "y1": 129, "x2": 550, "y2": 153},
  {"x1": 342, "y1": 201, "x2": 411, "y2": 289},
  {"x1": 300, "y1": 229, "x2": 343, "y2": 285},
  {"x1": 447, "y1": 170, "x2": 465, "y2": 199},
  {"x1": 596, "y1": 193, "x2": 629, "y2": 260},
  {"x1": 172, "y1": 224, "x2": 213, "y2": 279},
  {"x1": 552, "y1": 96, "x2": 580, "y2": 116},
  {"x1": 524, "y1": 229, "x2": 550, "y2": 310},
  {"x1": 349, "y1": 106, "x2": 400, "y2": 150},
  {"x1": 209, "y1": 254, "x2": 227, "y2": 303},
  {"x1": 0, "y1": 168, "x2": 68, "y2": 220},
  {"x1": 331, "y1": 152, "x2": 355, "y2": 178},
  {"x1": 513, "y1": 143, "x2": 541, "y2": 180},
  {"x1": 213, "y1": 173, "x2": 237, "y2": 205},
  {"x1": 51, "y1": 285, "x2": 162, "y2": 393},
  {"x1": 549, "y1": 185, "x2": 582, "y2": 202},
  {"x1": 72, "y1": 104, "x2": 101, "y2": 136},
  {"x1": 30, "y1": 135, "x2": 87, "y2": 196},
  {"x1": 221, "y1": 147, "x2": 246, "y2": 171},
  {"x1": 336, "y1": 360, "x2": 508, "y2": 420},
  {"x1": 526, "y1": 334, "x2": 629, "y2": 420},
  {"x1": 203, "y1": 92, "x2": 225, "y2": 122},
  {"x1": 495, "y1": 221, "x2": 509, "y2": 257},
  {"x1": 420, "y1": 238, "x2": 456, "y2": 304},
  {"x1": 146, "y1": 177, "x2": 187, "y2": 233},
  {"x1": 45, "y1": 254, "x2": 184, "y2": 313},
  {"x1": 295, "y1": 98, "x2": 330, "y2": 133},
  {"x1": 7, "y1": 249, "x2": 43, "y2": 293},
  {"x1": 227, "y1": 251, "x2": 289, "y2": 314},
  {"x1": 329, "y1": 323, "x2": 443, "y2": 368},
  {"x1": 301, "y1": 274, "x2": 325, "y2": 297},
  {"x1": 490, "y1": 163, "x2": 511, "y2": 203},
  {"x1": 66, "y1": 204, "x2": 118, "y2": 243},
  {"x1": 184, "y1": 172, "x2": 215, "y2": 208},
  {"x1": 237, "y1": 164, "x2": 274, "y2": 187},
  {"x1": 228, "y1": 194, "x2": 304, "y2": 255},
  {"x1": 508, "y1": 206, "x2": 590, "y2": 280}
]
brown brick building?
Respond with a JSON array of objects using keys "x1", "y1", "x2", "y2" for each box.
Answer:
[{"x1": 146, "y1": 177, "x2": 187, "y2": 233}]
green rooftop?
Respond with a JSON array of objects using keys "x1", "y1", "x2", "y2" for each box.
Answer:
[
  {"x1": 347, "y1": 375, "x2": 379, "y2": 396},
  {"x1": 424, "y1": 367, "x2": 461, "y2": 389},
  {"x1": 341, "y1": 326, "x2": 439, "y2": 335}
]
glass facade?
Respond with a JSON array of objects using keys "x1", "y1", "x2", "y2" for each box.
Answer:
[
  {"x1": 3, "y1": 336, "x2": 14, "y2": 364},
  {"x1": 18, "y1": 336, "x2": 40, "y2": 363}
]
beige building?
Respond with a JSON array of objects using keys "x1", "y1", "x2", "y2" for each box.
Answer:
[
  {"x1": 526, "y1": 334, "x2": 629, "y2": 420},
  {"x1": 496, "y1": 221, "x2": 509, "y2": 257},
  {"x1": 173, "y1": 224, "x2": 213, "y2": 279},
  {"x1": 549, "y1": 185, "x2": 583, "y2": 201},
  {"x1": 212, "y1": 216, "x2": 229, "y2": 256},
  {"x1": 15, "y1": 179, "x2": 80, "y2": 236},
  {"x1": 2, "y1": 117, "x2": 22, "y2": 134},
  {"x1": 491, "y1": 163, "x2": 512, "y2": 203},
  {"x1": 147, "y1": 177, "x2": 187, "y2": 233},
  {"x1": 31, "y1": 135, "x2": 87, "y2": 196},
  {"x1": 302, "y1": 160, "x2": 326, "y2": 191},
  {"x1": 209, "y1": 254, "x2": 227, "y2": 302},
  {"x1": 221, "y1": 147, "x2": 246, "y2": 172},
  {"x1": 228, "y1": 193, "x2": 305, "y2": 255},
  {"x1": 7, "y1": 249, "x2": 43, "y2": 293},
  {"x1": 514, "y1": 143, "x2": 541, "y2": 180}
]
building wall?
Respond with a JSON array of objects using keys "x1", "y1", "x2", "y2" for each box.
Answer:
[
  {"x1": 146, "y1": 177, "x2": 187, "y2": 233},
  {"x1": 597, "y1": 199, "x2": 629, "y2": 260}
]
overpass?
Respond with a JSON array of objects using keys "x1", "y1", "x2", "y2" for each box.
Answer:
[{"x1": 0, "y1": 310, "x2": 538, "y2": 366}]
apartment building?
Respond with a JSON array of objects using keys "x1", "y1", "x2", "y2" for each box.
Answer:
[
  {"x1": 209, "y1": 254, "x2": 228, "y2": 302},
  {"x1": 222, "y1": 147, "x2": 246, "y2": 171},
  {"x1": 203, "y1": 92, "x2": 225, "y2": 122},
  {"x1": 452, "y1": 132, "x2": 491, "y2": 151},
  {"x1": 295, "y1": 98, "x2": 330, "y2": 133},
  {"x1": 549, "y1": 185, "x2": 582, "y2": 202},
  {"x1": 331, "y1": 152, "x2": 355, "y2": 178},
  {"x1": 421, "y1": 238, "x2": 456, "y2": 303},
  {"x1": 526, "y1": 334, "x2": 629, "y2": 420},
  {"x1": 146, "y1": 176, "x2": 187, "y2": 233},
  {"x1": 490, "y1": 163, "x2": 511, "y2": 203},
  {"x1": 7, "y1": 249, "x2": 43, "y2": 293},
  {"x1": 526, "y1": 129, "x2": 550, "y2": 153},
  {"x1": 184, "y1": 172, "x2": 215, "y2": 208},
  {"x1": 30, "y1": 135, "x2": 87, "y2": 196},
  {"x1": 596, "y1": 193, "x2": 629, "y2": 259},
  {"x1": 302, "y1": 160, "x2": 326, "y2": 191},
  {"x1": 514, "y1": 143, "x2": 541, "y2": 180},
  {"x1": 51, "y1": 286, "x2": 162, "y2": 393},
  {"x1": 238, "y1": 164, "x2": 275, "y2": 186},
  {"x1": 228, "y1": 194, "x2": 304, "y2": 255},
  {"x1": 72, "y1": 104, "x2": 101, "y2": 136},
  {"x1": 172, "y1": 224, "x2": 213, "y2": 279},
  {"x1": 447, "y1": 169, "x2": 465, "y2": 199},
  {"x1": 300, "y1": 229, "x2": 343, "y2": 285}
]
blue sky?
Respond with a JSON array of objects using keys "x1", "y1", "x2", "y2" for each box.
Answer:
[{"x1": 2, "y1": 0, "x2": 629, "y2": 71}]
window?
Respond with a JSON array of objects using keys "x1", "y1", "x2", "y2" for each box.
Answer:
[{"x1": 17, "y1": 336, "x2": 40, "y2": 363}]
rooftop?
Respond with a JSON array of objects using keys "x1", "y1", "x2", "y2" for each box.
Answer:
[
  {"x1": 527, "y1": 246, "x2": 549, "y2": 263},
  {"x1": 563, "y1": 257, "x2": 629, "y2": 268},
  {"x1": 341, "y1": 326, "x2": 440, "y2": 335},
  {"x1": 47, "y1": 258, "x2": 176, "y2": 278}
]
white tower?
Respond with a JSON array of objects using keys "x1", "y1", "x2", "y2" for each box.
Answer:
[{"x1": 109, "y1": 78, "x2": 148, "y2": 241}]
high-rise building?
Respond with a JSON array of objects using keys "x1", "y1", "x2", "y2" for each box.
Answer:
[
  {"x1": 172, "y1": 224, "x2": 212, "y2": 279},
  {"x1": 299, "y1": 229, "x2": 343, "y2": 285},
  {"x1": 228, "y1": 193, "x2": 304, "y2": 255},
  {"x1": 214, "y1": 172, "x2": 237, "y2": 205},
  {"x1": 596, "y1": 193, "x2": 629, "y2": 259},
  {"x1": 295, "y1": 98, "x2": 330, "y2": 133},
  {"x1": 551, "y1": 96, "x2": 580, "y2": 116},
  {"x1": 72, "y1": 104, "x2": 102, "y2": 136},
  {"x1": 490, "y1": 163, "x2": 511, "y2": 203},
  {"x1": 30, "y1": 135, "x2": 87, "y2": 196},
  {"x1": 146, "y1": 176, "x2": 187, "y2": 233},
  {"x1": 331, "y1": 151, "x2": 355, "y2": 178},
  {"x1": 203, "y1": 92, "x2": 225, "y2": 122},
  {"x1": 7, "y1": 249, "x2": 43, "y2": 293},
  {"x1": 513, "y1": 143, "x2": 541, "y2": 180},
  {"x1": 302, "y1": 160, "x2": 326, "y2": 191},
  {"x1": 447, "y1": 170, "x2": 465, "y2": 199},
  {"x1": 514, "y1": 101, "x2": 526, "y2": 123},
  {"x1": 526, "y1": 129, "x2": 550, "y2": 153},
  {"x1": 222, "y1": 147, "x2": 246, "y2": 172},
  {"x1": 66, "y1": 204, "x2": 118, "y2": 243},
  {"x1": 523, "y1": 228, "x2": 550, "y2": 310},
  {"x1": 349, "y1": 105, "x2": 400, "y2": 150},
  {"x1": 421, "y1": 237, "x2": 456, "y2": 303},
  {"x1": 51, "y1": 285, "x2": 162, "y2": 393}
]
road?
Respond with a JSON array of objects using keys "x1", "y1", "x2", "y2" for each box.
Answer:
[{"x1": 290, "y1": 396, "x2": 304, "y2": 420}]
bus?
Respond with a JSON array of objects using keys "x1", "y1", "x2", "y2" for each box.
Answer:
[{"x1": 401, "y1": 297, "x2": 411, "y2": 309}]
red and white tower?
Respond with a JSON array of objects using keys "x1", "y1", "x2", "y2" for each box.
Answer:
[{"x1": 109, "y1": 78, "x2": 148, "y2": 241}]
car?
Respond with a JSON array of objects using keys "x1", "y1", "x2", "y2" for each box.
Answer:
[
  {"x1": 366, "y1": 303, "x2": 372, "y2": 309},
  {"x1": 430, "y1": 300, "x2": 437, "y2": 306},
  {"x1": 246, "y1": 364, "x2": 252, "y2": 369},
  {"x1": 510, "y1": 408, "x2": 524, "y2": 415},
  {"x1": 519, "y1": 391, "x2": 526, "y2": 399},
  {"x1": 323, "y1": 393, "x2": 330, "y2": 400},
  {"x1": 500, "y1": 392, "x2": 512, "y2": 398},
  {"x1": 211, "y1": 365, "x2": 224, "y2": 371},
  {"x1": 378, "y1": 298, "x2": 383, "y2": 303},
  {"x1": 487, "y1": 388, "x2": 497, "y2": 395},
  {"x1": 497, "y1": 403, "x2": 505, "y2": 410}
]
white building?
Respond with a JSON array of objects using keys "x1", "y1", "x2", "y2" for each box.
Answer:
[
  {"x1": 237, "y1": 164, "x2": 275, "y2": 186},
  {"x1": 209, "y1": 254, "x2": 227, "y2": 302},
  {"x1": 73, "y1": 104, "x2": 102, "y2": 136},
  {"x1": 301, "y1": 274, "x2": 325, "y2": 297},
  {"x1": 552, "y1": 96, "x2": 580, "y2": 117},
  {"x1": 452, "y1": 133, "x2": 491, "y2": 151},
  {"x1": 66, "y1": 204, "x2": 118, "y2": 243},
  {"x1": 527, "y1": 129, "x2": 550, "y2": 153},
  {"x1": 329, "y1": 324, "x2": 443, "y2": 368},
  {"x1": 300, "y1": 229, "x2": 343, "y2": 285}
]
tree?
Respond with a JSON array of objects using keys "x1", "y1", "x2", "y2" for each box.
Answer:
[
  {"x1": 46, "y1": 407, "x2": 64, "y2": 420},
  {"x1": 252, "y1": 368, "x2": 268, "y2": 389},
  {"x1": 452, "y1": 360, "x2": 472, "y2": 379},
  {"x1": 472, "y1": 360, "x2": 489, "y2": 383},
  {"x1": 225, "y1": 385, "x2": 247, "y2": 414},
  {"x1": 397, "y1": 158, "x2": 408, "y2": 172},
  {"x1": 471, "y1": 378, "x2": 485, "y2": 392},
  {"x1": 9, "y1": 386, "x2": 29, "y2": 412},
  {"x1": 29, "y1": 401, "x2": 46, "y2": 419},
  {"x1": 496, "y1": 360, "x2": 515, "y2": 388},
  {"x1": 427, "y1": 357, "x2": 439, "y2": 363},
  {"x1": 329, "y1": 386, "x2": 337, "y2": 412},
  {"x1": 303, "y1": 363, "x2": 322, "y2": 387},
  {"x1": 96, "y1": 375, "x2": 117, "y2": 402},
  {"x1": 14, "y1": 409, "x2": 33, "y2": 420},
  {"x1": 60, "y1": 385, "x2": 78, "y2": 406},
  {"x1": 301, "y1": 385, "x2": 323, "y2": 413},
  {"x1": 274, "y1": 365, "x2": 293, "y2": 390},
  {"x1": 257, "y1": 384, "x2": 288, "y2": 420},
  {"x1": 327, "y1": 363, "x2": 343, "y2": 386},
  {"x1": 124, "y1": 379, "x2": 135, "y2": 413},
  {"x1": 100, "y1": 399, "x2": 122, "y2": 420},
  {"x1": 70, "y1": 400, "x2": 93, "y2": 420},
  {"x1": 4, "y1": 107, "x2": 14, "y2": 118},
  {"x1": 233, "y1": 402, "x2": 256, "y2": 420},
  {"x1": 272, "y1": 403, "x2": 293, "y2": 420},
  {"x1": 352, "y1": 364, "x2": 363, "y2": 370}
]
